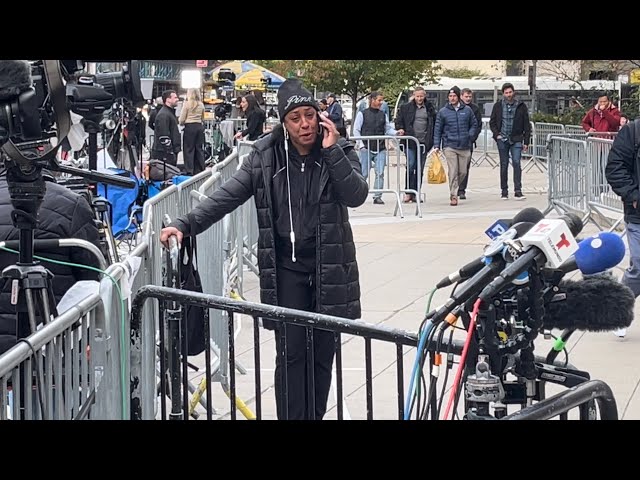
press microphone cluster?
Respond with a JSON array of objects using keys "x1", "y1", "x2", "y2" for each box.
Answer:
[
  {"x1": 478, "y1": 213, "x2": 584, "y2": 302},
  {"x1": 427, "y1": 207, "x2": 631, "y2": 334},
  {"x1": 435, "y1": 207, "x2": 545, "y2": 289}
]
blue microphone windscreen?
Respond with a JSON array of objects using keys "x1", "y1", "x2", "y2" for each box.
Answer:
[{"x1": 575, "y1": 232, "x2": 626, "y2": 275}]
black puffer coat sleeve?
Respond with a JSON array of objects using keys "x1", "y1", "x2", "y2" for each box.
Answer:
[
  {"x1": 171, "y1": 153, "x2": 255, "y2": 236},
  {"x1": 605, "y1": 124, "x2": 639, "y2": 205},
  {"x1": 322, "y1": 139, "x2": 368, "y2": 207}
]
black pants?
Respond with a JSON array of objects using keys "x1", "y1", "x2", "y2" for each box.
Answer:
[
  {"x1": 405, "y1": 143, "x2": 428, "y2": 196},
  {"x1": 274, "y1": 268, "x2": 336, "y2": 420},
  {"x1": 457, "y1": 145, "x2": 474, "y2": 195},
  {"x1": 183, "y1": 123, "x2": 205, "y2": 175}
]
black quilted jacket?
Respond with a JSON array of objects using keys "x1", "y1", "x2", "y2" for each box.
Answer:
[
  {"x1": 0, "y1": 178, "x2": 101, "y2": 355},
  {"x1": 172, "y1": 125, "x2": 368, "y2": 320}
]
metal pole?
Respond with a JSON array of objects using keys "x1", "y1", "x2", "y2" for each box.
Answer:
[{"x1": 530, "y1": 60, "x2": 537, "y2": 114}]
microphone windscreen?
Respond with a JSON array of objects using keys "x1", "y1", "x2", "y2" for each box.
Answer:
[
  {"x1": 511, "y1": 207, "x2": 545, "y2": 226},
  {"x1": 543, "y1": 275, "x2": 635, "y2": 332},
  {"x1": 575, "y1": 232, "x2": 626, "y2": 275},
  {"x1": 0, "y1": 60, "x2": 32, "y2": 100},
  {"x1": 560, "y1": 212, "x2": 584, "y2": 237}
]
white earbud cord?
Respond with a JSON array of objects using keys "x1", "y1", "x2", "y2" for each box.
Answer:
[{"x1": 284, "y1": 129, "x2": 296, "y2": 263}]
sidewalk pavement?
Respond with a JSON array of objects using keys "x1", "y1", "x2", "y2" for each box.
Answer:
[{"x1": 186, "y1": 159, "x2": 639, "y2": 420}]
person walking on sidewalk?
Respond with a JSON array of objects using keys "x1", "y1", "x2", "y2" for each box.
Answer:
[
  {"x1": 433, "y1": 86, "x2": 478, "y2": 206},
  {"x1": 457, "y1": 87, "x2": 482, "y2": 200},
  {"x1": 489, "y1": 82, "x2": 531, "y2": 200}
]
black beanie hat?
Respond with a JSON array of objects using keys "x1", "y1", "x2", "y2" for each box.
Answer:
[
  {"x1": 448, "y1": 86, "x2": 461, "y2": 99},
  {"x1": 277, "y1": 78, "x2": 318, "y2": 121}
]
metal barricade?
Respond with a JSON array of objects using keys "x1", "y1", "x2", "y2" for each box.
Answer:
[
  {"x1": 0, "y1": 239, "x2": 131, "y2": 420},
  {"x1": 129, "y1": 286, "x2": 618, "y2": 421},
  {"x1": 545, "y1": 136, "x2": 590, "y2": 221},
  {"x1": 473, "y1": 119, "x2": 499, "y2": 168},
  {"x1": 532, "y1": 122, "x2": 565, "y2": 164},
  {"x1": 0, "y1": 294, "x2": 105, "y2": 420},
  {"x1": 586, "y1": 137, "x2": 625, "y2": 233},
  {"x1": 130, "y1": 169, "x2": 218, "y2": 418},
  {"x1": 350, "y1": 135, "x2": 423, "y2": 218}
]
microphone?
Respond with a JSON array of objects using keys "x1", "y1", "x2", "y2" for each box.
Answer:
[
  {"x1": 435, "y1": 208, "x2": 545, "y2": 289},
  {"x1": 484, "y1": 207, "x2": 545, "y2": 240},
  {"x1": 478, "y1": 214, "x2": 584, "y2": 301},
  {"x1": 543, "y1": 275, "x2": 635, "y2": 332},
  {"x1": 0, "y1": 60, "x2": 32, "y2": 100},
  {"x1": 558, "y1": 231, "x2": 626, "y2": 275}
]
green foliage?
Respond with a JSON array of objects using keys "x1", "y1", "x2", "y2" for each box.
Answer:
[
  {"x1": 531, "y1": 107, "x2": 588, "y2": 126},
  {"x1": 441, "y1": 67, "x2": 483, "y2": 79},
  {"x1": 299, "y1": 60, "x2": 440, "y2": 124}
]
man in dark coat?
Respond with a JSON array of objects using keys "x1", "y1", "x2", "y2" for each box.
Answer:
[
  {"x1": 395, "y1": 86, "x2": 436, "y2": 203},
  {"x1": 151, "y1": 90, "x2": 181, "y2": 166},
  {"x1": 161, "y1": 78, "x2": 369, "y2": 420}
]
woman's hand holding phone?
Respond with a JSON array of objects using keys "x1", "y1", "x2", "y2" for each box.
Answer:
[{"x1": 318, "y1": 115, "x2": 340, "y2": 149}]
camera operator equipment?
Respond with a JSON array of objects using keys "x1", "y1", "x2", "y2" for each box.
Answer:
[{"x1": 0, "y1": 59, "x2": 138, "y2": 419}]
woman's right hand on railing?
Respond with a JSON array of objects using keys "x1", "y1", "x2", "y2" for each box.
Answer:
[{"x1": 160, "y1": 226, "x2": 184, "y2": 249}]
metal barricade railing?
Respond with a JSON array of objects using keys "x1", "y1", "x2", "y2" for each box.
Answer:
[
  {"x1": 585, "y1": 137, "x2": 625, "y2": 233},
  {"x1": 129, "y1": 286, "x2": 618, "y2": 421},
  {"x1": 472, "y1": 119, "x2": 499, "y2": 168},
  {"x1": 350, "y1": 135, "x2": 423, "y2": 218},
  {"x1": 0, "y1": 294, "x2": 104, "y2": 420},
  {"x1": 532, "y1": 122, "x2": 565, "y2": 163},
  {"x1": 545, "y1": 136, "x2": 590, "y2": 221},
  {"x1": 0, "y1": 239, "x2": 133, "y2": 420},
  {"x1": 546, "y1": 135, "x2": 626, "y2": 235},
  {"x1": 564, "y1": 124, "x2": 585, "y2": 136},
  {"x1": 131, "y1": 169, "x2": 218, "y2": 418}
]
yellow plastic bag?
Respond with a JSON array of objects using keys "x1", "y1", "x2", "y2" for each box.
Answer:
[{"x1": 427, "y1": 149, "x2": 447, "y2": 185}]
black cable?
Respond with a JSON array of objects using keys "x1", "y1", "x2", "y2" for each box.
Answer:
[
  {"x1": 436, "y1": 328, "x2": 456, "y2": 419},
  {"x1": 422, "y1": 323, "x2": 449, "y2": 420}
]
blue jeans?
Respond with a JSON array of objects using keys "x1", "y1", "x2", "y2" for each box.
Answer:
[
  {"x1": 360, "y1": 149, "x2": 387, "y2": 199},
  {"x1": 623, "y1": 222, "x2": 640, "y2": 298},
  {"x1": 497, "y1": 140, "x2": 523, "y2": 193}
]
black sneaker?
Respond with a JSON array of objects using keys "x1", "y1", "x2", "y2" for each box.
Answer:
[
  {"x1": 514, "y1": 191, "x2": 526, "y2": 200},
  {"x1": 373, "y1": 197, "x2": 385, "y2": 205},
  {"x1": 501, "y1": 192, "x2": 509, "y2": 200},
  {"x1": 458, "y1": 192, "x2": 466, "y2": 200}
]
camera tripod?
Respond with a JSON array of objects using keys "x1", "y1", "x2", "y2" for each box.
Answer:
[
  {"x1": 82, "y1": 118, "x2": 122, "y2": 266},
  {"x1": 1, "y1": 136, "x2": 136, "y2": 419}
]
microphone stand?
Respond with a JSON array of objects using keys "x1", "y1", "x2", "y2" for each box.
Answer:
[{"x1": 462, "y1": 302, "x2": 505, "y2": 420}]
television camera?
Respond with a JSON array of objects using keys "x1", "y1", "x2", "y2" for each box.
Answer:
[{"x1": 0, "y1": 60, "x2": 140, "y2": 362}]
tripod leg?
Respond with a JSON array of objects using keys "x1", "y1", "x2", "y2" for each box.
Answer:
[
  {"x1": 24, "y1": 289, "x2": 48, "y2": 420},
  {"x1": 98, "y1": 210, "x2": 120, "y2": 265}
]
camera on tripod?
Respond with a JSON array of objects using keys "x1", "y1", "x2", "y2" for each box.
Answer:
[
  {"x1": 214, "y1": 102, "x2": 232, "y2": 121},
  {"x1": 0, "y1": 59, "x2": 140, "y2": 338}
]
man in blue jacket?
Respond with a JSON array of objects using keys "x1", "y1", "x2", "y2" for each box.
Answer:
[{"x1": 433, "y1": 86, "x2": 478, "y2": 206}]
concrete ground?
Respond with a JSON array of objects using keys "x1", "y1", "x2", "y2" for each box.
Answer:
[{"x1": 177, "y1": 153, "x2": 638, "y2": 421}]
